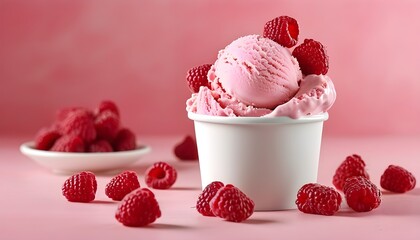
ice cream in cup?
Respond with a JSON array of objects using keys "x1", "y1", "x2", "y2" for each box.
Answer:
[{"x1": 185, "y1": 17, "x2": 336, "y2": 211}]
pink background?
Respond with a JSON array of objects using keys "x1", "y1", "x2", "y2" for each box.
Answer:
[
  {"x1": 1, "y1": 2, "x2": 419, "y2": 239},
  {"x1": 1, "y1": 0, "x2": 420, "y2": 137}
]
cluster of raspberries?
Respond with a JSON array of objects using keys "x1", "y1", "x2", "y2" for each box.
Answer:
[
  {"x1": 62, "y1": 161, "x2": 177, "y2": 227},
  {"x1": 295, "y1": 154, "x2": 416, "y2": 216},
  {"x1": 34, "y1": 100, "x2": 136, "y2": 153}
]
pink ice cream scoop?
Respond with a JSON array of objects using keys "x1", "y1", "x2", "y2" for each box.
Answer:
[
  {"x1": 186, "y1": 34, "x2": 336, "y2": 118},
  {"x1": 210, "y1": 35, "x2": 301, "y2": 109}
]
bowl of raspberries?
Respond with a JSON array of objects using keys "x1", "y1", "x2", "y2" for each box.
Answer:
[{"x1": 20, "y1": 100, "x2": 150, "y2": 174}]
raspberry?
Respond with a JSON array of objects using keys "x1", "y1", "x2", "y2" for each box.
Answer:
[
  {"x1": 145, "y1": 162, "x2": 177, "y2": 189},
  {"x1": 210, "y1": 184, "x2": 254, "y2": 222},
  {"x1": 61, "y1": 110, "x2": 96, "y2": 143},
  {"x1": 94, "y1": 110, "x2": 120, "y2": 141},
  {"x1": 380, "y1": 165, "x2": 416, "y2": 193},
  {"x1": 113, "y1": 128, "x2": 136, "y2": 151},
  {"x1": 332, "y1": 154, "x2": 369, "y2": 191},
  {"x1": 105, "y1": 171, "x2": 140, "y2": 201},
  {"x1": 196, "y1": 181, "x2": 224, "y2": 216},
  {"x1": 343, "y1": 176, "x2": 381, "y2": 212},
  {"x1": 87, "y1": 139, "x2": 113, "y2": 152},
  {"x1": 186, "y1": 64, "x2": 212, "y2": 93},
  {"x1": 295, "y1": 183, "x2": 342, "y2": 216},
  {"x1": 263, "y1": 16, "x2": 299, "y2": 48},
  {"x1": 56, "y1": 107, "x2": 93, "y2": 125},
  {"x1": 174, "y1": 135, "x2": 199, "y2": 160},
  {"x1": 51, "y1": 135, "x2": 85, "y2": 152},
  {"x1": 62, "y1": 171, "x2": 97, "y2": 202},
  {"x1": 115, "y1": 188, "x2": 161, "y2": 227},
  {"x1": 292, "y1": 39, "x2": 329, "y2": 75},
  {"x1": 34, "y1": 128, "x2": 61, "y2": 150},
  {"x1": 95, "y1": 100, "x2": 120, "y2": 117}
]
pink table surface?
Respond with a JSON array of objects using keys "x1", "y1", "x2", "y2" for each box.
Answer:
[{"x1": 1, "y1": 135, "x2": 419, "y2": 240}]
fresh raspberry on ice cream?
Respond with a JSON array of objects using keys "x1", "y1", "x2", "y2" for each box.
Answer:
[
  {"x1": 292, "y1": 38, "x2": 329, "y2": 75},
  {"x1": 186, "y1": 64, "x2": 212, "y2": 93},
  {"x1": 263, "y1": 15, "x2": 299, "y2": 48}
]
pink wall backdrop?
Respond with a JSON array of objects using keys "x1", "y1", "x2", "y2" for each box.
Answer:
[{"x1": 1, "y1": 0, "x2": 419, "y2": 137}]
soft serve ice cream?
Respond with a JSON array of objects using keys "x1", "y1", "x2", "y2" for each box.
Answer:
[{"x1": 186, "y1": 16, "x2": 336, "y2": 118}]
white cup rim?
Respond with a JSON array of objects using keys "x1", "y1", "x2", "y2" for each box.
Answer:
[{"x1": 188, "y1": 112, "x2": 329, "y2": 125}]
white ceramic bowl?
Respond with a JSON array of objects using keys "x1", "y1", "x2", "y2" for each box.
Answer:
[
  {"x1": 20, "y1": 142, "x2": 151, "y2": 174},
  {"x1": 189, "y1": 112, "x2": 328, "y2": 211}
]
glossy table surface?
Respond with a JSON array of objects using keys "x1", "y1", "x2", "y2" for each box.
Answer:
[{"x1": 1, "y1": 135, "x2": 419, "y2": 240}]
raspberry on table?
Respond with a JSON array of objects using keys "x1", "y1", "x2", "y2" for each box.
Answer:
[
  {"x1": 186, "y1": 64, "x2": 212, "y2": 93},
  {"x1": 292, "y1": 39, "x2": 329, "y2": 75},
  {"x1": 115, "y1": 188, "x2": 161, "y2": 227},
  {"x1": 145, "y1": 162, "x2": 177, "y2": 189},
  {"x1": 263, "y1": 15, "x2": 299, "y2": 48},
  {"x1": 62, "y1": 171, "x2": 97, "y2": 203},
  {"x1": 113, "y1": 128, "x2": 137, "y2": 151},
  {"x1": 87, "y1": 139, "x2": 113, "y2": 152},
  {"x1": 380, "y1": 165, "x2": 416, "y2": 193},
  {"x1": 94, "y1": 110, "x2": 120, "y2": 141},
  {"x1": 210, "y1": 184, "x2": 254, "y2": 222},
  {"x1": 196, "y1": 181, "x2": 224, "y2": 216},
  {"x1": 174, "y1": 135, "x2": 199, "y2": 160},
  {"x1": 332, "y1": 154, "x2": 370, "y2": 191},
  {"x1": 34, "y1": 128, "x2": 61, "y2": 150},
  {"x1": 61, "y1": 109, "x2": 97, "y2": 143},
  {"x1": 51, "y1": 135, "x2": 85, "y2": 152},
  {"x1": 343, "y1": 176, "x2": 381, "y2": 212},
  {"x1": 105, "y1": 171, "x2": 140, "y2": 201},
  {"x1": 95, "y1": 100, "x2": 120, "y2": 117},
  {"x1": 295, "y1": 183, "x2": 342, "y2": 216}
]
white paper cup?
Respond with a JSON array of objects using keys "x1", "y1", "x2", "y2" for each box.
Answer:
[{"x1": 188, "y1": 112, "x2": 328, "y2": 211}]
